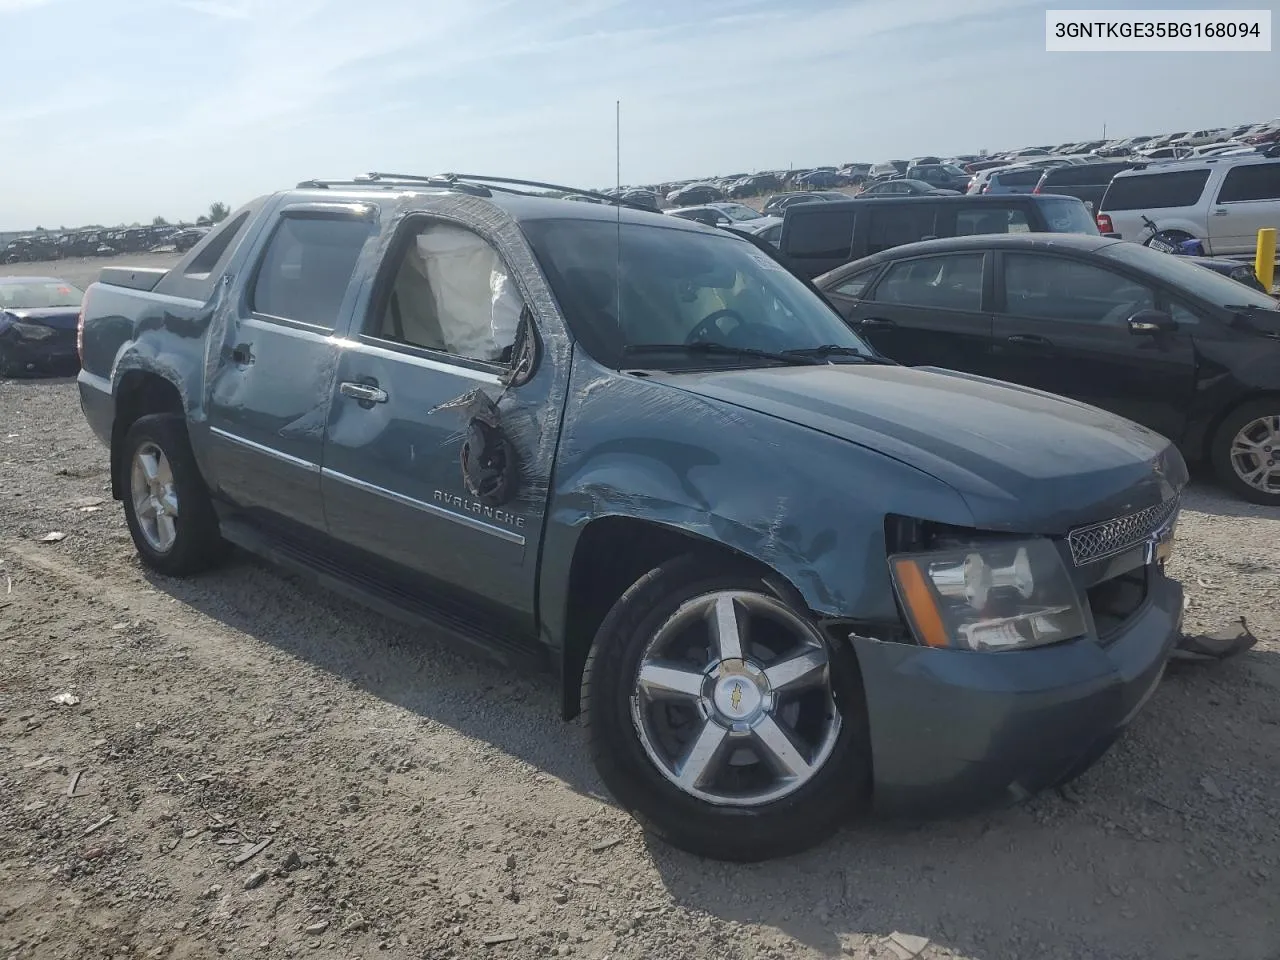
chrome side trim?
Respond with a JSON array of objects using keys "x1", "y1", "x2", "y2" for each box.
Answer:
[
  {"x1": 208, "y1": 426, "x2": 321, "y2": 473},
  {"x1": 320, "y1": 467, "x2": 526, "y2": 546}
]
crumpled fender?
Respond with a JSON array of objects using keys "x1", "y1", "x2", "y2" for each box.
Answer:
[{"x1": 538, "y1": 353, "x2": 976, "y2": 647}]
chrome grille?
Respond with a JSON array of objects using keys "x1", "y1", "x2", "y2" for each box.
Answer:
[{"x1": 1067, "y1": 496, "x2": 1180, "y2": 566}]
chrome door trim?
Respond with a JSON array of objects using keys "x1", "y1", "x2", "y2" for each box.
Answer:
[{"x1": 208, "y1": 426, "x2": 321, "y2": 474}]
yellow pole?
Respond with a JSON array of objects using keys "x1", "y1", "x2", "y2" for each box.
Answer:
[{"x1": 1256, "y1": 227, "x2": 1277, "y2": 295}]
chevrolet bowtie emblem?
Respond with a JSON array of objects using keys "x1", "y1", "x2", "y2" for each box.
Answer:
[{"x1": 730, "y1": 682, "x2": 744, "y2": 712}]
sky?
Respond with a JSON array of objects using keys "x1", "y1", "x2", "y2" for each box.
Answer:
[{"x1": 2, "y1": 0, "x2": 1276, "y2": 230}]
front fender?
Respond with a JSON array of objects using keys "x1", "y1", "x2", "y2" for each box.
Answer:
[{"x1": 538, "y1": 356, "x2": 975, "y2": 645}]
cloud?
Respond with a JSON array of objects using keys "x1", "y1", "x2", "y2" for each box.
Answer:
[{"x1": 0, "y1": 0, "x2": 54, "y2": 11}]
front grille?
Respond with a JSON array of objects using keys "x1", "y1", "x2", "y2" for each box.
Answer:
[{"x1": 1067, "y1": 495, "x2": 1180, "y2": 566}]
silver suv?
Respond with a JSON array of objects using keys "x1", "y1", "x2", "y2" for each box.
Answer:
[{"x1": 1096, "y1": 154, "x2": 1280, "y2": 258}]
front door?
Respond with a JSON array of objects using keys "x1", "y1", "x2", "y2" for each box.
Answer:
[
  {"x1": 203, "y1": 204, "x2": 377, "y2": 534},
  {"x1": 319, "y1": 216, "x2": 567, "y2": 638},
  {"x1": 990, "y1": 251, "x2": 1196, "y2": 442},
  {"x1": 842, "y1": 250, "x2": 993, "y2": 371}
]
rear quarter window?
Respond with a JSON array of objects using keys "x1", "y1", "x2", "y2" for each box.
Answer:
[
  {"x1": 1216, "y1": 162, "x2": 1280, "y2": 203},
  {"x1": 784, "y1": 209, "x2": 855, "y2": 259},
  {"x1": 1100, "y1": 169, "x2": 1211, "y2": 211}
]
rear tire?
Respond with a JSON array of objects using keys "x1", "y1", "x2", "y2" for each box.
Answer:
[
  {"x1": 1210, "y1": 399, "x2": 1280, "y2": 506},
  {"x1": 120, "y1": 413, "x2": 231, "y2": 576},
  {"x1": 584, "y1": 554, "x2": 871, "y2": 861}
]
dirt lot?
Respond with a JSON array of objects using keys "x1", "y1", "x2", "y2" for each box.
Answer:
[{"x1": 1, "y1": 256, "x2": 1279, "y2": 960}]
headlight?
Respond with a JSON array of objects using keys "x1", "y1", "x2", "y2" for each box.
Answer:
[{"x1": 888, "y1": 537, "x2": 1087, "y2": 652}]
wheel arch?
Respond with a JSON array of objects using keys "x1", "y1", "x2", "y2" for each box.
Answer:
[
  {"x1": 555, "y1": 515, "x2": 816, "y2": 721},
  {"x1": 110, "y1": 371, "x2": 186, "y2": 500}
]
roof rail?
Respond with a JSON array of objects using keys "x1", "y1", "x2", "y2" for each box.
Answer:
[{"x1": 295, "y1": 172, "x2": 656, "y2": 213}]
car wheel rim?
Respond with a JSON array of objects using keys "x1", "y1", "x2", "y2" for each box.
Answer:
[
  {"x1": 1229, "y1": 415, "x2": 1280, "y2": 494},
  {"x1": 630, "y1": 590, "x2": 842, "y2": 808},
  {"x1": 130, "y1": 441, "x2": 179, "y2": 552}
]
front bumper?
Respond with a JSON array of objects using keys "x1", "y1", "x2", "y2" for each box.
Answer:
[
  {"x1": 0, "y1": 327, "x2": 79, "y2": 373},
  {"x1": 852, "y1": 564, "x2": 1182, "y2": 817}
]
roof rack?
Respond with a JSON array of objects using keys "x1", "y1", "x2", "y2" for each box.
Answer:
[{"x1": 294, "y1": 172, "x2": 656, "y2": 213}]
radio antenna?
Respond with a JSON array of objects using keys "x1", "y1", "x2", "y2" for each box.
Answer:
[{"x1": 614, "y1": 99, "x2": 622, "y2": 338}]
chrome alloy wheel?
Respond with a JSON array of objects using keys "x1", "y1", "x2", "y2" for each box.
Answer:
[
  {"x1": 630, "y1": 590, "x2": 842, "y2": 807},
  {"x1": 1229, "y1": 415, "x2": 1280, "y2": 495},
  {"x1": 130, "y1": 441, "x2": 179, "y2": 552}
]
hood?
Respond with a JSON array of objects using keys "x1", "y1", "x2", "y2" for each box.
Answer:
[
  {"x1": 651, "y1": 363, "x2": 1185, "y2": 534},
  {"x1": 2, "y1": 306, "x2": 80, "y2": 331}
]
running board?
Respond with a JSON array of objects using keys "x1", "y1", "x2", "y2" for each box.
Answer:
[{"x1": 217, "y1": 516, "x2": 548, "y2": 673}]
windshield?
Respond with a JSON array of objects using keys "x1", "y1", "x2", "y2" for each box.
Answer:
[
  {"x1": 0, "y1": 280, "x2": 84, "y2": 310},
  {"x1": 716, "y1": 203, "x2": 762, "y2": 222},
  {"x1": 1038, "y1": 197, "x2": 1099, "y2": 234},
  {"x1": 1097, "y1": 241, "x2": 1280, "y2": 310},
  {"x1": 941, "y1": 164, "x2": 967, "y2": 177},
  {"x1": 521, "y1": 218, "x2": 873, "y2": 369}
]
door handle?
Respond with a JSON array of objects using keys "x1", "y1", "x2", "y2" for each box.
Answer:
[
  {"x1": 859, "y1": 317, "x2": 897, "y2": 328},
  {"x1": 1005, "y1": 334, "x2": 1052, "y2": 347},
  {"x1": 340, "y1": 381, "x2": 388, "y2": 404},
  {"x1": 1213, "y1": 208, "x2": 1229, "y2": 216},
  {"x1": 230, "y1": 343, "x2": 254, "y2": 365}
]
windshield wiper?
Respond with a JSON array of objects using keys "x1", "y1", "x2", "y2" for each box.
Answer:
[
  {"x1": 620, "y1": 342, "x2": 821, "y2": 366},
  {"x1": 781, "y1": 344, "x2": 887, "y2": 363}
]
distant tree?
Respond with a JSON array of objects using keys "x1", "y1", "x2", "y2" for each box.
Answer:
[
  {"x1": 153, "y1": 216, "x2": 169, "y2": 226},
  {"x1": 195, "y1": 215, "x2": 212, "y2": 227},
  {"x1": 130, "y1": 221, "x2": 141, "y2": 228},
  {"x1": 208, "y1": 202, "x2": 230, "y2": 224},
  {"x1": 35, "y1": 225, "x2": 46, "y2": 232}
]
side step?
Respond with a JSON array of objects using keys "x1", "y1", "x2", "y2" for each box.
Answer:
[{"x1": 218, "y1": 516, "x2": 549, "y2": 673}]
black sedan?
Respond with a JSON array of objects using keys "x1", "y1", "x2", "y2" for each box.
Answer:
[
  {"x1": 0, "y1": 276, "x2": 84, "y2": 376},
  {"x1": 814, "y1": 234, "x2": 1280, "y2": 505},
  {"x1": 856, "y1": 178, "x2": 960, "y2": 197}
]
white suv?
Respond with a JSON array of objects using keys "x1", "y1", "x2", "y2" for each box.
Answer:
[{"x1": 1096, "y1": 154, "x2": 1280, "y2": 258}]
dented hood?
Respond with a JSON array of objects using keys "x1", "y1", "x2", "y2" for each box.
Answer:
[{"x1": 651, "y1": 363, "x2": 1185, "y2": 534}]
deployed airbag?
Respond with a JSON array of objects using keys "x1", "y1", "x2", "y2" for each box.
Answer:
[{"x1": 414, "y1": 224, "x2": 524, "y2": 362}]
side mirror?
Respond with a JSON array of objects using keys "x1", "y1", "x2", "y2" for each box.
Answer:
[{"x1": 1128, "y1": 309, "x2": 1178, "y2": 334}]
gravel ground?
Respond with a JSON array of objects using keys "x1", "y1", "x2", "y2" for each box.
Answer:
[{"x1": 1, "y1": 256, "x2": 1279, "y2": 960}]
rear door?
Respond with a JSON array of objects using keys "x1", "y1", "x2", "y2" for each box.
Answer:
[
  {"x1": 840, "y1": 250, "x2": 993, "y2": 370},
  {"x1": 856, "y1": 202, "x2": 938, "y2": 257},
  {"x1": 203, "y1": 203, "x2": 376, "y2": 535},
  {"x1": 1207, "y1": 161, "x2": 1280, "y2": 256},
  {"x1": 990, "y1": 251, "x2": 1196, "y2": 441}
]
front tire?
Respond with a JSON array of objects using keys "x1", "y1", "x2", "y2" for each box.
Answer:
[
  {"x1": 120, "y1": 414, "x2": 230, "y2": 576},
  {"x1": 1210, "y1": 399, "x2": 1280, "y2": 506},
  {"x1": 584, "y1": 554, "x2": 871, "y2": 861}
]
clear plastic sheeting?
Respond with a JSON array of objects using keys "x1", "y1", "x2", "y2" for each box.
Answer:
[{"x1": 413, "y1": 223, "x2": 524, "y2": 363}]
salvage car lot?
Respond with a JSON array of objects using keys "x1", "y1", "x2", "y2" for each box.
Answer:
[{"x1": 1, "y1": 254, "x2": 1279, "y2": 960}]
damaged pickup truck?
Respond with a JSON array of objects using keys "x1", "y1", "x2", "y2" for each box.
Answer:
[{"x1": 77, "y1": 173, "x2": 1187, "y2": 862}]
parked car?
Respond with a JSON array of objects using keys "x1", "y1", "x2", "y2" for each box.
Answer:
[
  {"x1": 903, "y1": 164, "x2": 970, "y2": 192},
  {"x1": 1096, "y1": 154, "x2": 1280, "y2": 258},
  {"x1": 858, "y1": 179, "x2": 959, "y2": 198},
  {"x1": 814, "y1": 233, "x2": 1280, "y2": 503},
  {"x1": 1136, "y1": 145, "x2": 1194, "y2": 161},
  {"x1": 974, "y1": 167, "x2": 1046, "y2": 195},
  {"x1": 760, "y1": 191, "x2": 847, "y2": 217},
  {"x1": 3, "y1": 236, "x2": 61, "y2": 263},
  {"x1": 867, "y1": 160, "x2": 909, "y2": 181},
  {"x1": 666, "y1": 202, "x2": 768, "y2": 227},
  {"x1": 778, "y1": 193, "x2": 1098, "y2": 278},
  {"x1": 723, "y1": 215, "x2": 784, "y2": 247},
  {"x1": 76, "y1": 173, "x2": 1186, "y2": 861},
  {"x1": 666, "y1": 183, "x2": 724, "y2": 205},
  {"x1": 1033, "y1": 160, "x2": 1143, "y2": 212},
  {"x1": 0, "y1": 276, "x2": 84, "y2": 376},
  {"x1": 793, "y1": 170, "x2": 847, "y2": 189}
]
